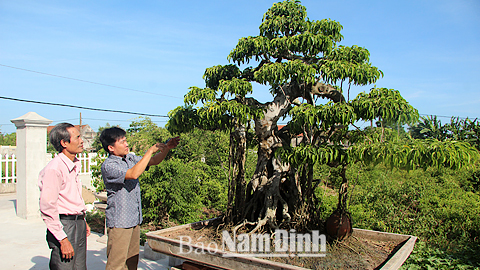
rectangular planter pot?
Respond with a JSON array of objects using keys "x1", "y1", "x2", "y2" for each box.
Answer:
[{"x1": 146, "y1": 218, "x2": 417, "y2": 270}]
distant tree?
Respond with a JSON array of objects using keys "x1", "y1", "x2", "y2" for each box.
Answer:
[
  {"x1": 0, "y1": 132, "x2": 15, "y2": 146},
  {"x1": 126, "y1": 118, "x2": 171, "y2": 154},
  {"x1": 409, "y1": 116, "x2": 447, "y2": 140},
  {"x1": 410, "y1": 116, "x2": 480, "y2": 150},
  {"x1": 91, "y1": 123, "x2": 112, "y2": 152}
]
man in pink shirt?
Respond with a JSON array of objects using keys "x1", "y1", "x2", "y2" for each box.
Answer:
[{"x1": 39, "y1": 123, "x2": 91, "y2": 270}]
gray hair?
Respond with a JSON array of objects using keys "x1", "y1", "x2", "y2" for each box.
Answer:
[{"x1": 50, "y1": 123, "x2": 75, "y2": 153}]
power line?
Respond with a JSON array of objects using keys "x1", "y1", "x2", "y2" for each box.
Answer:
[
  {"x1": 419, "y1": 114, "x2": 476, "y2": 120},
  {"x1": 54, "y1": 117, "x2": 168, "y2": 123},
  {"x1": 1, "y1": 95, "x2": 475, "y2": 121},
  {"x1": 0, "y1": 63, "x2": 182, "y2": 99},
  {"x1": 0, "y1": 96, "x2": 169, "y2": 118}
]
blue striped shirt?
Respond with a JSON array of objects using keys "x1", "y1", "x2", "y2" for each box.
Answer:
[{"x1": 101, "y1": 153, "x2": 143, "y2": 228}]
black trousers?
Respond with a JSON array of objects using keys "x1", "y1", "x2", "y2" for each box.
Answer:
[{"x1": 46, "y1": 217, "x2": 87, "y2": 270}]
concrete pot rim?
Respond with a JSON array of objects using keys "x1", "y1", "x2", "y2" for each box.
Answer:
[
  {"x1": 146, "y1": 218, "x2": 417, "y2": 270},
  {"x1": 94, "y1": 191, "x2": 107, "y2": 202}
]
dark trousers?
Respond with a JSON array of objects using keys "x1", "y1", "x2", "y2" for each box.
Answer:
[{"x1": 46, "y1": 217, "x2": 87, "y2": 270}]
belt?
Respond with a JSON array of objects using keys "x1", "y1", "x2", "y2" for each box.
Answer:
[{"x1": 59, "y1": 214, "x2": 85, "y2": 220}]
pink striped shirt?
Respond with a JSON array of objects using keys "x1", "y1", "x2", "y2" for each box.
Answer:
[{"x1": 38, "y1": 153, "x2": 86, "y2": 241}]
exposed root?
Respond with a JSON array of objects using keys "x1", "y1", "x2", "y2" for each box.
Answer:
[
  {"x1": 215, "y1": 222, "x2": 226, "y2": 235},
  {"x1": 232, "y1": 219, "x2": 257, "y2": 235},
  {"x1": 249, "y1": 217, "x2": 269, "y2": 235}
]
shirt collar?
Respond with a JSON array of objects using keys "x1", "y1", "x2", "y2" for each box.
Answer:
[
  {"x1": 109, "y1": 153, "x2": 131, "y2": 162},
  {"x1": 59, "y1": 152, "x2": 79, "y2": 172},
  {"x1": 108, "y1": 154, "x2": 124, "y2": 160}
]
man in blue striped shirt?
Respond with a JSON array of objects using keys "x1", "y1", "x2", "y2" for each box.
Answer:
[{"x1": 100, "y1": 127, "x2": 179, "y2": 270}]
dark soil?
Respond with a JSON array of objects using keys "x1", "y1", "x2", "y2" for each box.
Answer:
[{"x1": 269, "y1": 237, "x2": 399, "y2": 269}]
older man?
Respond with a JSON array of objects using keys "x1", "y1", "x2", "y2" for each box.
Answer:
[{"x1": 39, "y1": 123, "x2": 91, "y2": 270}]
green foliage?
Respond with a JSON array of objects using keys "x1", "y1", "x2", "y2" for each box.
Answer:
[
  {"x1": 198, "y1": 100, "x2": 263, "y2": 124},
  {"x1": 350, "y1": 138, "x2": 479, "y2": 171},
  {"x1": 170, "y1": 1, "x2": 395, "y2": 199},
  {"x1": 226, "y1": 0, "x2": 379, "y2": 93},
  {"x1": 320, "y1": 53, "x2": 383, "y2": 86},
  {"x1": 85, "y1": 210, "x2": 106, "y2": 234},
  {"x1": 409, "y1": 115, "x2": 446, "y2": 140},
  {"x1": 184, "y1": 87, "x2": 217, "y2": 105},
  {"x1": 165, "y1": 128, "x2": 230, "y2": 214},
  {"x1": 170, "y1": 128, "x2": 229, "y2": 167},
  {"x1": 278, "y1": 143, "x2": 347, "y2": 168},
  {"x1": 168, "y1": 101, "x2": 263, "y2": 135},
  {"x1": 47, "y1": 137, "x2": 56, "y2": 154},
  {"x1": 401, "y1": 241, "x2": 479, "y2": 270},
  {"x1": 448, "y1": 118, "x2": 480, "y2": 149},
  {"x1": 259, "y1": 0, "x2": 308, "y2": 39},
  {"x1": 167, "y1": 106, "x2": 207, "y2": 133},
  {"x1": 329, "y1": 45, "x2": 370, "y2": 63},
  {"x1": 140, "y1": 229, "x2": 148, "y2": 246},
  {"x1": 279, "y1": 87, "x2": 478, "y2": 174},
  {"x1": 314, "y1": 186, "x2": 338, "y2": 221},
  {"x1": 0, "y1": 132, "x2": 16, "y2": 146},
  {"x1": 345, "y1": 165, "x2": 480, "y2": 268},
  {"x1": 90, "y1": 148, "x2": 107, "y2": 192},
  {"x1": 313, "y1": 162, "x2": 480, "y2": 268},
  {"x1": 204, "y1": 64, "x2": 241, "y2": 90},
  {"x1": 127, "y1": 118, "x2": 171, "y2": 154},
  {"x1": 288, "y1": 102, "x2": 357, "y2": 131},
  {"x1": 410, "y1": 116, "x2": 480, "y2": 150},
  {"x1": 141, "y1": 158, "x2": 210, "y2": 225},
  {"x1": 351, "y1": 87, "x2": 419, "y2": 125},
  {"x1": 361, "y1": 125, "x2": 408, "y2": 142},
  {"x1": 461, "y1": 170, "x2": 480, "y2": 193},
  {"x1": 231, "y1": 1, "x2": 343, "y2": 63},
  {"x1": 254, "y1": 60, "x2": 317, "y2": 87},
  {"x1": 219, "y1": 78, "x2": 253, "y2": 98}
]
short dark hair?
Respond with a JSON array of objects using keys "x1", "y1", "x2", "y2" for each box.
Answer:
[
  {"x1": 99, "y1": 127, "x2": 126, "y2": 153},
  {"x1": 50, "y1": 123, "x2": 75, "y2": 153}
]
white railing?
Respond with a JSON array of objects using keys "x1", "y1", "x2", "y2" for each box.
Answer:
[
  {"x1": 1, "y1": 153, "x2": 17, "y2": 184},
  {"x1": 78, "y1": 152, "x2": 107, "y2": 175}
]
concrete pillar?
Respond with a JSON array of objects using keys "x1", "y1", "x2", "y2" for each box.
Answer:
[{"x1": 11, "y1": 112, "x2": 52, "y2": 219}]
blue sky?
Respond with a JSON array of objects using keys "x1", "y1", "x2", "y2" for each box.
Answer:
[{"x1": 1, "y1": 0, "x2": 479, "y2": 134}]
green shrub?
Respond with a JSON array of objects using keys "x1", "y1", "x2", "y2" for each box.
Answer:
[
  {"x1": 90, "y1": 148, "x2": 107, "y2": 192},
  {"x1": 345, "y1": 164, "x2": 480, "y2": 268},
  {"x1": 0, "y1": 132, "x2": 15, "y2": 146},
  {"x1": 400, "y1": 241, "x2": 479, "y2": 270},
  {"x1": 141, "y1": 158, "x2": 211, "y2": 225}
]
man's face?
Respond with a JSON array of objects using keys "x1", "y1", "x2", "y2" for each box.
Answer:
[
  {"x1": 63, "y1": 127, "x2": 84, "y2": 155},
  {"x1": 109, "y1": 136, "x2": 129, "y2": 157}
]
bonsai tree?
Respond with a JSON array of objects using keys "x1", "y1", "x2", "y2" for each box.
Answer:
[{"x1": 167, "y1": 0, "x2": 479, "y2": 238}]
